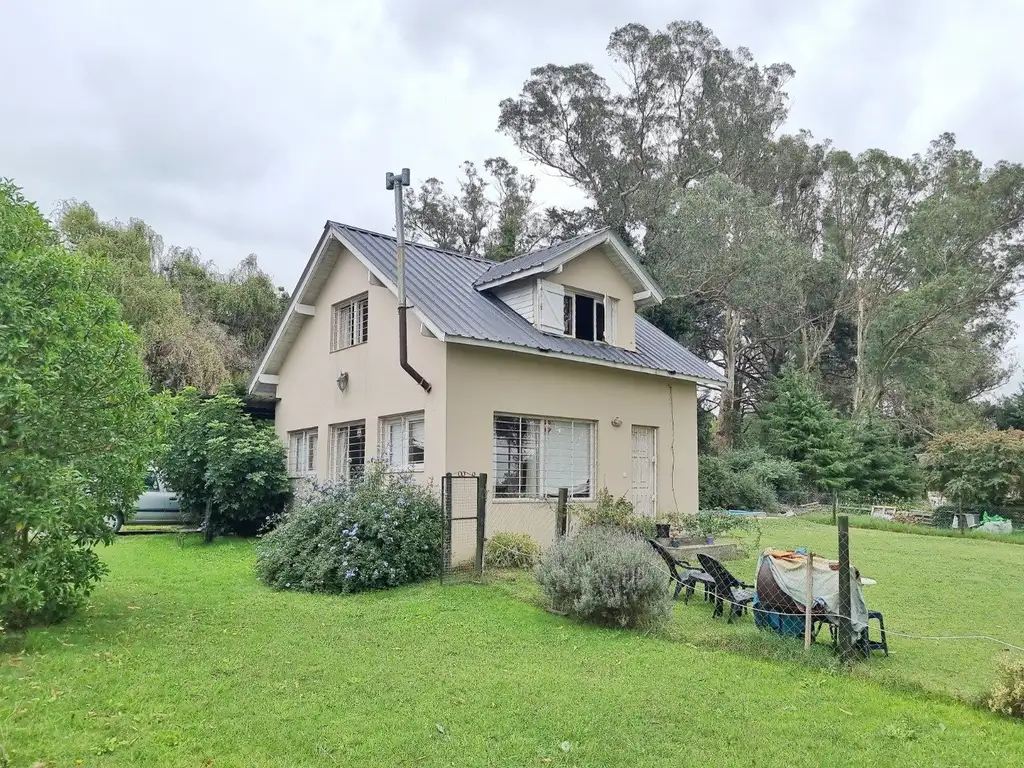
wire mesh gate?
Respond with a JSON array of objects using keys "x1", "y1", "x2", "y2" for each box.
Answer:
[{"x1": 439, "y1": 472, "x2": 487, "y2": 584}]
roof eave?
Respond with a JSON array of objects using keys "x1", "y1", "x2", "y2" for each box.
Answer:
[{"x1": 445, "y1": 334, "x2": 725, "y2": 389}]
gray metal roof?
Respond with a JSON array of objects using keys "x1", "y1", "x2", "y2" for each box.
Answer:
[
  {"x1": 328, "y1": 222, "x2": 724, "y2": 385},
  {"x1": 472, "y1": 229, "x2": 607, "y2": 286}
]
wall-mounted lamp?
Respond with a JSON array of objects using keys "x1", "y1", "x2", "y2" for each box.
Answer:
[
  {"x1": 610, "y1": 417, "x2": 622, "y2": 428},
  {"x1": 336, "y1": 371, "x2": 349, "y2": 392}
]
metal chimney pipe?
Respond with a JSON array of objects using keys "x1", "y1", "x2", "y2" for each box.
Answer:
[{"x1": 385, "y1": 168, "x2": 431, "y2": 393}]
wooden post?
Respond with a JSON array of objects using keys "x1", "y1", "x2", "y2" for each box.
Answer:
[
  {"x1": 837, "y1": 516, "x2": 854, "y2": 662},
  {"x1": 804, "y1": 551, "x2": 815, "y2": 650},
  {"x1": 831, "y1": 490, "x2": 839, "y2": 525},
  {"x1": 556, "y1": 487, "x2": 568, "y2": 538},
  {"x1": 475, "y1": 473, "x2": 487, "y2": 578}
]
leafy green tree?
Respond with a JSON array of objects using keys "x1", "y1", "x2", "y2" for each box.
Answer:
[
  {"x1": 923, "y1": 429, "x2": 1024, "y2": 509},
  {"x1": 988, "y1": 384, "x2": 1024, "y2": 431},
  {"x1": 650, "y1": 174, "x2": 809, "y2": 448},
  {"x1": 158, "y1": 391, "x2": 291, "y2": 539},
  {"x1": 848, "y1": 419, "x2": 924, "y2": 500},
  {"x1": 1, "y1": 181, "x2": 157, "y2": 628},
  {"x1": 760, "y1": 368, "x2": 852, "y2": 492}
]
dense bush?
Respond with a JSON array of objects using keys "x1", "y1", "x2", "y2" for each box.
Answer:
[
  {"x1": 159, "y1": 391, "x2": 291, "y2": 538},
  {"x1": 1, "y1": 181, "x2": 157, "y2": 629},
  {"x1": 256, "y1": 463, "x2": 442, "y2": 593},
  {"x1": 699, "y1": 449, "x2": 800, "y2": 512},
  {"x1": 485, "y1": 532, "x2": 541, "y2": 569},
  {"x1": 534, "y1": 527, "x2": 670, "y2": 629},
  {"x1": 574, "y1": 488, "x2": 655, "y2": 538},
  {"x1": 923, "y1": 429, "x2": 1024, "y2": 508},
  {"x1": 989, "y1": 656, "x2": 1024, "y2": 719}
]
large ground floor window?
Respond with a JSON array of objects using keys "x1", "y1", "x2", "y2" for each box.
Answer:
[
  {"x1": 380, "y1": 412, "x2": 425, "y2": 471},
  {"x1": 329, "y1": 421, "x2": 366, "y2": 482},
  {"x1": 493, "y1": 414, "x2": 594, "y2": 499}
]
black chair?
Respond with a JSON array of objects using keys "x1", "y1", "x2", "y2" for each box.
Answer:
[
  {"x1": 647, "y1": 539, "x2": 715, "y2": 603},
  {"x1": 697, "y1": 553, "x2": 756, "y2": 623},
  {"x1": 824, "y1": 610, "x2": 889, "y2": 657}
]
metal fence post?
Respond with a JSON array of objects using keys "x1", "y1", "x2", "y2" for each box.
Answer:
[
  {"x1": 441, "y1": 473, "x2": 453, "y2": 585},
  {"x1": 837, "y1": 515, "x2": 854, "y2": 663},
  {"x1": 475, "y1": 473, "x2": 487, "y2": 578},
  {"x1": 556, "y1": 487, "x2": 568, "y2": 538}
]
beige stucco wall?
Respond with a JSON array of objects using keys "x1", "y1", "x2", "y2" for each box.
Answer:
[
  {"x1": 444, "y1": 343, "x2": 698, "y2": 548},
  {"x1": 273, "y1": 245, "x2": 447, "y2": 487},
  {"x1": 549, "y1": 244, "x2": 636, "y2": 351}
]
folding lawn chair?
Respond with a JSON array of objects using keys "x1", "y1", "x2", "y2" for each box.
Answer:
[
  {"x1": 697, "y1": 553, "x2": 756, "y2": 623},
  {"x1": 647, "y1": 539, "x2": 715, "y2": 603}
]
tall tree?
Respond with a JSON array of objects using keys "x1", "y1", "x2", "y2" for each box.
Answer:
[
  {"x1": 649, "y1": 174, "x2": 808, "y2": 448},
  {"x1": 403, "y1": 157, "x2": 565, "y2": 260},
  {"x1": 498, "y1": 20, "x2": 794, "y2": 236}
]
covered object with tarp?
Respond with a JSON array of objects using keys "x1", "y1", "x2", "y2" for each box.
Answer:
[{"x1": 754, "y1": 549, "x2": 868, "y2": 641}]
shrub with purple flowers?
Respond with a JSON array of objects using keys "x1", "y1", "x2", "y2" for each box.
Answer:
[{"x1": 255, "y1": 462, "x2": 442, "y2": 593}]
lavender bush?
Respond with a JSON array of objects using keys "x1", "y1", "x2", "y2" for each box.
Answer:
[{"x1": 255, "y1": 462, "x2": 441, "y2": 593}]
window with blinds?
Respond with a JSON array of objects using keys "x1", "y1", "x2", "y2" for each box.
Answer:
[
  {"x1": 493, "y1": 414, "x2": 594, "y2": 499},
  {"x1": 329, "y1": 421, "x2": 366, "y2": 483},
  {"x1": 331, "y1": 293, "x2": 369, "y2": 351},
  {"x1": 379, "y1": 412, "x2": 425, "y2": 471},
  {"x1": 288, "y1": 428, "x2": 319, "y2": 477}
]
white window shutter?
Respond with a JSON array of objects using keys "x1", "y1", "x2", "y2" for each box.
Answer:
[{"x1": 537, "y1": 280, "x2": 565, "y2": 333}]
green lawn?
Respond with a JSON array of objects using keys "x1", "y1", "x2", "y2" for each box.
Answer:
[{"x1": 2, "y1": 526, "x2": 1022, "y2": 767}]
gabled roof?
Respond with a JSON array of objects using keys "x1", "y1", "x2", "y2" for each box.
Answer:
[
  {"x1": 471, "y1": 228, "x2": 665, "y2": 306},
  {"x1": 247, "y1": 222, "x2": 724, "y2": 394}
]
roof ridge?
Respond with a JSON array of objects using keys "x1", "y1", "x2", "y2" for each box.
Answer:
[{"x1": 327, "y1": 221, "x2": 496, "y2": 264}]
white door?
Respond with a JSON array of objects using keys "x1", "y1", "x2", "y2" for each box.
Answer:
[{"x1": 631, "y1": 426, "x2": 657, "y2": 517}]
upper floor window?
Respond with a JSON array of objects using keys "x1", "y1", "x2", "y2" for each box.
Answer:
[
  {"x1": 538, "y1": 280, "x2": 616, "y2": 344},
  {"x1": 380, "y1": 412, "x2": 425, "y2": 472},
  {"x1": 288, "y1": 427, "x2": 318, "y2": 477},
  {"x1": 331, "y1": 293, "x2": 368, "y2": 351}
]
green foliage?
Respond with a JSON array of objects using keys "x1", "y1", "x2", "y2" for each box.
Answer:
[
  {"x1": 698, "y1": 449, "x2": 800, "y2": 512},
  {"x1": 988, "y1": 383, "x2": 1024, "y2": 431},
  {"x1": 158, "y1": 391, "x2": 291, "y2": 537},
  {"x1": 761, "y1": 368, "x2": 853, "y2": 491},
  {"x1": 922, "y1": 430, "x2": 1024, "y2": 508},
  {"x1": 988, "y1": 656, "x2": 1024, "y2": 719},
  {"x1": 56, "y1": 202, "x2": 285, "y2": 393},
  {"x1": 485, "y1": 532, "x2": 541, "y2": 569},
  {"x1": 0, "y1": 180, "x2": 157, "y2": 628},
  {"x1": 255, "y1": 463, "x2": 442, "y2": 593},
  {"x1": 574, "y1": 488, "x2": 655, "y2": 538},
  {"x1": 848, "y1": 418, "x2": 924, "y2": 500},
  {"x1": 534, "y1": 527, "x2": 670, "y2": 629}
]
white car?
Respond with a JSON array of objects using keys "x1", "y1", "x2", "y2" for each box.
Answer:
[{"x1": 105, "y1": 472, "x2": 183, "y2": 533}]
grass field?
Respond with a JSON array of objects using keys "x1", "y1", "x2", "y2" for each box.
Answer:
[
  {"x1": 2, "y1": 523, "x2": 1022, "y2": 767},
  {"x1": 804, "y1": 512, "x2": 1024, "y2": 545}
]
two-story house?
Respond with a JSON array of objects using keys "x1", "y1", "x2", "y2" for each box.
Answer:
[{"x1": 248, "y1": 222, "x2": 723, "y2": 546}]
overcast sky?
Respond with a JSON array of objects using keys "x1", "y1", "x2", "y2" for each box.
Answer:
[{"x1": 3, "y1": 0, "x2": 1023, "y2": 380}]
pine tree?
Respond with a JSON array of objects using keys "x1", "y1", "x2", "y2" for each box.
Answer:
[
  {"x1": 761, "y1": 368, "x2": 852, "y2": 492},
  {"x1": 849, "y1": 419, "x2": 923, "y2": 500}
]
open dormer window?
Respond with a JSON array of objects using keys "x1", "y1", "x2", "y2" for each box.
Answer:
[
  {"x1": 538, "y1": 280, "x2": 617, "y2": 343},
  {"x1": 563, "y1": 291, "x2": 605, "y2": 342}
]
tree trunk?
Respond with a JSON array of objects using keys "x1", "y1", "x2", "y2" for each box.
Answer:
[
  {"x1": 202, "y1": 499, "x2": 214, "y2": 544},
  {"x1": 714, "y1": 307, "x2": 740, "y2": 451},
  {"x1": 853, "y1": 294, "x2": 867, "y2": 412}
]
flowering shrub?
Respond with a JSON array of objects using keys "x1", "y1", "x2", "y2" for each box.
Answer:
[
  {"x1": 255, "y1": 462, "x2": 441, "y2": 593},
  {"x1": 534, "y1": 527, "x2": 670, "y2": 629},
  {"x1": 485, "y1": 532, "x2": 541, "y2": 569},
  {"x1": 573, "y1": 488, "x2": 655, "y2": 538},
  {"x1": 989, "y1": 656, "x2": 1024, "y2": 719}
]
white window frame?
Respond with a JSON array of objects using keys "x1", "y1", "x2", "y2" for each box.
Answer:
[
  {"x1": 379, "y1": 412, "x2": 425, "y2": 472},
  {"x1": 331, "y1": 293, "x2": 369, "y2": 351},
  {"x1": 541, "y1": 281, "x2": 614, "y2": 343},
  {"x1": 492, "y1": 413, "x2": 596, "y2": 500},
  {"x1": 288, "y1": 427, "x2": 319, "y2": 478},
  {"x1": 328, "y1": 420, "x2": 366, "y2": 483}
]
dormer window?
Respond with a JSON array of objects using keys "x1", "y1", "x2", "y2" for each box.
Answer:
[
  {"x1": 538, "y1": 279, "x2": 617, "y2": 344},
  {"x1": 563, "y1": 290, "x2": 604, "y2": 342}
]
